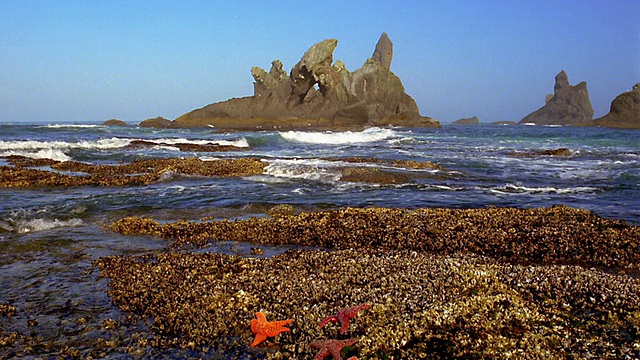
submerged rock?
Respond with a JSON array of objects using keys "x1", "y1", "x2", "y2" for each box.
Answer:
[
  {"x1": 172, "y1": 33, "x2": 439, "y2": 130},
  {"x1": 519, "y1": 70, "x2": 594, "y2": 126},
  {"x1": 589, "y1": 83, "x2": 640, "y2": 128}
]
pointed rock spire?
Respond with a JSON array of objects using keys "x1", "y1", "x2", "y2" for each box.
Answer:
[
  {"x1": 554, "y1": 70, "x2": 570, "y2": 92},
  {"x1": 372, "y1": 32, "x2": 393, "y2": 70}
]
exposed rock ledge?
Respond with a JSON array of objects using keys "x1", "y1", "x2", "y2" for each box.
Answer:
[{"x1": 171, "y1": 33, "x2": 440, "y2": 130}]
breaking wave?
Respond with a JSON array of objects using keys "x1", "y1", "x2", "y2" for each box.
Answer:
[
  {"x1": 0, "y1": 137, "x2": 250, "y2": 161},
  {"x1": 279, "y1": 127, "x2": 398, "y2": 144}
]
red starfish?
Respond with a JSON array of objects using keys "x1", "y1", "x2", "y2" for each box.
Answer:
[
  {"x1": 310, "y1": 338, "x2": 357, "y2": 360},
  {"x1": 250, "y1": 312, "x2": 293, "y2": 347},
  {"x1": 319, "y1": 304, "x2": 371, "y2": 334}
]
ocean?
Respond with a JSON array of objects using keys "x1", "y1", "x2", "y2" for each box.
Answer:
[{"x1": 0, "y1": 122, "x2": 639, "y2": 358}]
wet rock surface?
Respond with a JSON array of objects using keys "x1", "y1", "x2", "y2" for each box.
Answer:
[
  {"x1": 508, "y1": 148, "x2": 572, "y2": 157},
  {"x1": 94, "y1": 236, "x2": 640, "y2": 358},
  {"x1": 0, "y1": 157, "x2": 266, "y2": 188},
  {"x1": 109, "y1": 206, "x2": 640, "y2": 271},
  {"x1": 0, "y1": 155, "x2": 444, "y2": 189}
]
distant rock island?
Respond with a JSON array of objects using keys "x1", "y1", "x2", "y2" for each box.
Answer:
[
  {"x1": 519, "y1": 70, "x2": 594, "y2": 126},
  {"x1": 171, "y1": 33, "x2": 440, "y2": 130},
  {"x1": 586, "y1": 83, "x2": 640, "y2": 128},
  {"x1": 452, "y1": 116, "x2": 479, "y2": 125},
  {"x1": 103, "y1": 119, "x2": 128, "y2": 127}
]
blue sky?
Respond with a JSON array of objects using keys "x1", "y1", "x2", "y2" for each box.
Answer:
[{"x1": 1, "y1": 1, "x2": 638, "y2": 123}]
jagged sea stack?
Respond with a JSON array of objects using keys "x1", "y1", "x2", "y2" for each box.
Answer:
[
  {"x1": 519, "y1": 70, "x2": 593, "y2": 126},
  {"x1": 171, "y1": 34, "x2": 439, "y2": 130},
  {"x1": 590, "y1": 83, "x2": 640, "y2": 128}
]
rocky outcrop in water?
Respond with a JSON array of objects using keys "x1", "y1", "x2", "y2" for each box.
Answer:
[
  {"x1": 172, "y1": 34, "x2": 439, "y2": 130},
  {"x1": 103, "y1": 119, "x2": 127, "y2": 126},
  {"x1": 588, "y1": 83, "x2": 640, "y2": 128},
  {"x1": 519, "y1": 70, "x2": 594, "y2": 126},
  {"x1": 452, "y1": 116, "x2": 479, "y2": 125},
  {"x1": 139, "y1": 116, "x2": 171, "y2": 128}
]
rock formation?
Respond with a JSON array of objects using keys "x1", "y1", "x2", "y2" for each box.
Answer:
[
  {"x1": 139, "y1": 116, "x2": 172, "y2": 128},
  {"x1": 452, "y1": 116, "x2": 479, "y2": 125},
  {"x1": 519, "y1": 70, "x2": 593, "y2": 126},
  {"x1": 172, "y1": 34, "x2": 439, "y2": 130},
  {"x1": 103, "y1": 119, "x2": 127, "y2": 126},
  {"x1": 372, "y1": 32, "x2": 393, "y2": 70},
  {"x1": 588, "y1": 83, "x2": 640, "y2": 128}
]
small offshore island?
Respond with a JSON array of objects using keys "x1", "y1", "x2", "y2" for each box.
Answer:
[
  {"x1": 107, "y1": 33, "x2": 441, "y2": 131},
  {"x1": 173, "y1": 33, "x2": 440, "y2": 130}
]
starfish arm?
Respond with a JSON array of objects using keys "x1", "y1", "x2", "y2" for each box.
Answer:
[
  {"x1": 329, "y1": 347, "x2": 344, "y2": 360},
  {"x1": 250, "y1": 333, "x2": 267, "y2": 347},
  {"x1": 273, "y1": 319, "x2": 294, "y2": 327},
  {"x1": 319, "y1": 315, "x2": 338, "y2": 328},
  {"x1": 255, "y1": 312, "x2": 267, "y2": 322},
  {"x1": 314, "y1": 349, "x2": 331, "y2": 360},
  {"x1": 265, "y1": 326, "x2": 290, "y2": 337}
]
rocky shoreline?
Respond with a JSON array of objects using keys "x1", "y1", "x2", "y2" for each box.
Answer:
[{"x1": 91, "y1": 206, "x2": 640, "y2": 358}]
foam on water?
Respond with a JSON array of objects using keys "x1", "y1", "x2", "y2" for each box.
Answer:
[
  {"x1": 0, "y1": 218, "x2": 84, "y2": 234},
  {"x1": 263, "y1": 159, "x2": 342, "y2": 182},
  {"x1": 1, "y1": 148, "x2": 72, "y2": 162},
  {"x1": 39, "y1": 124, "x2": 103, "y2": 129},
  {"x1": 0, "y1": 137, "x2": 250, "y2": 161},
  {"x1": 489, "y1": 184, "x2": 598, "y2": 195},
  {"x1": 279, "y1": 127, "x2": 399, "y2": 144}
]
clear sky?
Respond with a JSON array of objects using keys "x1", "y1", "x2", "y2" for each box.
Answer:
[{"x1": 1, "y1": 0, "x2": 638, "y2": 123}]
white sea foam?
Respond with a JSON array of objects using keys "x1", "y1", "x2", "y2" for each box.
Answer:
[
  {"x1": 4, "y1": 218, "x2": 84, "y2": 234},
  {"x1": 0, "y1": 137, "x2": 250, "y2": 161},
  {"x1": 263, "y1": 159, "x2": 342, "y2": 182},
  {"x1": 279, "y1": 127, "x2": 398, "y2": 144},
  {"x1": 39, "y1": 124, "x2": 102, "y2": 129},
  {"x1": 1, "y1": 149, "x2": 72, "y2": 162},
  {"x1": 522, "y1": 123, "x2": 536, "y2": 126},
  {"x1": 490, "y1": 184, "x2": 597, "y2": 195}
]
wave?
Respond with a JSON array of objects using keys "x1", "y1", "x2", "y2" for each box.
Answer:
[
  {"x1": 279, "y1": 127, "x2": 398, "y2": 144},
  {"x1": 0, "y1": 137, "x2": 250, "y2": 161},
  {"x1": 262, "y1": 159, "x2": 342, "y2": 182},
  {"x1": 489, "y1": 183, "x2": 597, "y2": 195},
  {"x1": 1, "y1": 148, "x2": 72, "y2": 162},
  {"x1": 38, "y1": 124, "x2": 103, "y2": 129},
  {"x1": 0, "y1": 218, "x2": 83, "y2": 234}
]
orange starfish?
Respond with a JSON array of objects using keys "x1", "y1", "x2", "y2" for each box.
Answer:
[
  {"x1": 310, "y1": 338, "x2": 357, "y2": 360},
  {"x1": 250, "y1": 312, "x2": 293, "y2": 347},
  {"x1": 319, "y1": 304, "x2": 371, "y2": 334}
]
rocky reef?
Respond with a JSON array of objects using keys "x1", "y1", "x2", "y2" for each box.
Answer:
[
  {"x1": 519, "y1": 70, "x2": 594, "y2": 126},
  {"x1": 0, "y1": 155, "x2": 443, "y2": 189},
  {"x1": 172, "y1": 33, "x2": 440, "y2": 130},
  {"x1": 588, "y1": 83, "x2": 640, "y2": 128},
  {"x1": 97, "y1": 206, "x2": 640, "y2": 358}
]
